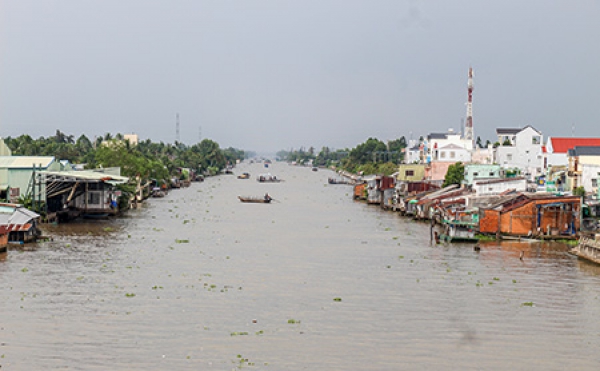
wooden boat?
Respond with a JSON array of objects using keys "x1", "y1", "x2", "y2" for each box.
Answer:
[
  {"x1": 238, "y1": 196, "x2": 272, "y2": 203},
  {"x1": 439, "y1": 220, "x2": 479, "y2": 243},
  {"x1": 152, "y1": 188, "x2": 166, "y2": 198},
  {"x1": 312, "y1": 167, "x2": 318, "y2": 171},
  {"x1": 328, "y1": 177, "x2": 352, "y2": 185},
  {"x1": 257, "y1": 174, "x2": 281, "y2": 182}
]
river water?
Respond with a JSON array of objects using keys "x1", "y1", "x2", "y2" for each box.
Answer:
[{"x1": 1, "y1": 162, "x2": 600, "y2": 370}]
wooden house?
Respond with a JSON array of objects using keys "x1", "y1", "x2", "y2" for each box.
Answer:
[
  {"x1": 479, "y1": 194, "x2": 581, "y2": 237},
  {"x1": 41, "y1": 170, "x2": 129, "y2": 222}
]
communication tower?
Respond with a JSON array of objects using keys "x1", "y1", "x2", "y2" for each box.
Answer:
[{"x1": 464, "y1": 67, "x2": 474, "y2": 146}]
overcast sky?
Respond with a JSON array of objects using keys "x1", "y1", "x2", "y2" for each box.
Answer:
[{"x1": 1, "y1": 1, "x2": 599, "y2": 153}]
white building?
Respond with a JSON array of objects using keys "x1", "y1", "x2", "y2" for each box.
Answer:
[
  {"x1": 473, "y1": 177, "x2": 527, "y2": 196},
  {"x1": 494, "y1": 126, "x2": 543, "y2": 181},
  {"x1": 581, "y1": 163, "x2": 600, "y2": 195},
  {"x1": 435, "y1": 144, "x2": 471, "y2": 163},
  {"x1": 426, "y1": 129, "x2": 473, "y2": 163},
  {"x1": 546, "y1": 137, "x2": 600, "y2": 167}
]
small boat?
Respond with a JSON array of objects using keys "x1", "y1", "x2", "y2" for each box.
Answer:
[
  {"x1": 439, "y1": 220, "x2": 479, "y2": 243},
  {"x1": 312, "y1": 167, "x2": 318, "y2": 171},
  {"x1": 328, "y1": 177, "x2": 352, "y2": 185},
  {"x1": 238, "y1": 196, "x2": 272, "y2": 203},
  {"x1": 237, "y1": 172, "x2": 250, "y2": 179},
  {"x1": 152, "y1": 187, "x2": 165, "y2": 198},
  {"x1": 257, "y1": 173, "x2": 281, "y2": 182}
]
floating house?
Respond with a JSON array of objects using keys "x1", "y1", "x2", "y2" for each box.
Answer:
[
  {"x1": 479, "y1": 193, "x2": 581, "y2": 237},
  {"x1": 40, "y1": 170, "x2": 129, "y2": 222},
  {"x1": 0, "y1": 203, "x2": 41, "y2": 243}
]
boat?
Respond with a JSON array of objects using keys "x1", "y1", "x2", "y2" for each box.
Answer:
[
  {"x1": 238, "y1": 196, "x2": 272, "y2": 204},
  {"x1": 312, "y1": 167, "x2": 318, "y2": 171},
  {"x1": 151, "y1": 187, "x2": 165, "y2": 198},
  {"x1": 257, "y1": 173, "x2": 281, "y2": 182},
  {"x1": 570, "y1": 234, "x2": 600, "y2": 265},
  {"x1": 237, "y1": 172, "x2": 250, "y2": 179},
  {"x1": 439, "y1": 220, "x2": 479, "y2": 243},
  {"x1": 328, "y1": 177, "x2": 353, "y2": 185}
]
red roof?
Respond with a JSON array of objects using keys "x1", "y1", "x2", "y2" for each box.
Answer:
[{"x1": 549, "y1": 138, "x2": 600, "y2": 153}]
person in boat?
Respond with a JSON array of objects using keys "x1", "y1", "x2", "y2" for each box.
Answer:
[{"x1": 264, "y1": 193, "x2": 272, "y2": 202}]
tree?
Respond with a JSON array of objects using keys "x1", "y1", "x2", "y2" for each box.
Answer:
[
  {"x1": 573, "y1": 186, "x2": 586, "y2": 197},
  {"x1": 476, "y1": 136, "x2": 483, "y2": 148},
  {"x1": 443, "y1": 162, "x2": 465, "y2": 187}
]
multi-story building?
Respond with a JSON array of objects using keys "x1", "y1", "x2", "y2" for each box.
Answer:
[{"x1": 494, "y1": 126, "x2": 543, "y2": 181}]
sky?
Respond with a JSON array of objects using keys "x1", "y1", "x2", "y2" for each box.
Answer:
[{"x1": 1, "y1": 1, "x2": 599, "y2": 153}]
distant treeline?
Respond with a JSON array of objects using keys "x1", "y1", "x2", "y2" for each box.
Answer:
[
  {"x1": 277, "y1": 137, "x2": 407, "y2": 176},
  {"x1": 4, "y1": 130, "x2": 247, "y2": 180}
]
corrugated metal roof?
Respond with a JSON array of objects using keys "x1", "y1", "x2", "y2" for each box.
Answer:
[
  {"x1": 0, "y1": 156, "x2": 55, "y2": 169},
  {"x1": 427, "y1": 133, "x2": 448, "y2": 140},
  {"x1": 40, "y1": 170, "x2": 129, "y2": 183},
  {"x1": 570, "y1": 146, "x2": 600, "y2": 156},
  {"x1": 496, "y1": 128, "x2": 520, "y2": 135},
  {"x1": 549, "y1": 138, "x2": 600, "y2": 153},
  {"x1": 0, "y1": 206, "x2": 40, "y2": 225}
]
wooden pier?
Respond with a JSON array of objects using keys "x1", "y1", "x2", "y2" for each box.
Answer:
[{"x1": 571, "y1": 235, "x2": 600, "y2": 265}]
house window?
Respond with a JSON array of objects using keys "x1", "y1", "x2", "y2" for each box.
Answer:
[
  {"x1": 489, "y1": 172, "x2": 495, "y2": 176},
  {"x1": 507, "y1": 154, "x2": 513, "y2": 161},
  {"x1": 88, "y1": 192, "x2": 101, "y2": 205},
  {"x1": 532, "y1": 135, "x2": 541, "y2": 144},
  {"x1": 473, "y1": 172, "x2": 479, "y2": 177},
  {"x1": 489, "y1": 188, "x2": 493, "y2": 192},
  {"x1": 450, "y1": 151, "x2": 455, "y2": 159},
  {"x1": 592, "y1": 179, "x2": 597, "y2": 187},
  {"x1": 536, "y1": 168, "x2": 542, "y2": 173},
  {"x1": 440, "y1": 152, "x2": 446, "y2": 159},
  {"x1": 405, "y1": 170, "x2": 414, "y2": 177}
]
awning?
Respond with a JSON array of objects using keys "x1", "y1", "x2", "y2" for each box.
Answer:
[{"x1": 409, "y1": 199, "x2": 418, "y2": 204}]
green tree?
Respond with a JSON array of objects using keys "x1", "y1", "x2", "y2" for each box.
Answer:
[
  {"x1": 442, "y1": 162, "x2": 465, "y2": 187},
  {"x1": 573, "y1": 186, "x2": 586, "y2": 197}
]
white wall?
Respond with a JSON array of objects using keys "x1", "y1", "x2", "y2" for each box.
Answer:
[
  {"x1": 581, "y1": 164, "x2": 600, "y2": 193},
  {"x1": 494, "y1": 126, "x2": 543, "y2": 180},
  {"x1": 474, "y1": 178, "x2": 527, "y2": 195}
]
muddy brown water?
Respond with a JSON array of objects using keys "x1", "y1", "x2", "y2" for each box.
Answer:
[{"x1": 1, "y1": 162, "x2": 600, "y2": 370}]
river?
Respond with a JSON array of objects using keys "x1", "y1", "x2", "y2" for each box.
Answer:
[{"x1": 1, "y1": 162, "x2": 600, "y2": 370}]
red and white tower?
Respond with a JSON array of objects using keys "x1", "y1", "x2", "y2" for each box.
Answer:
[{"x1": 464, "y1": 67, "x2": 474, "y2": 146}]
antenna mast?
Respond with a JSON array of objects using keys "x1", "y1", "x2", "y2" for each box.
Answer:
[{"x1": 464, "y1": 67, "x2": 474, "y2": 147}]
